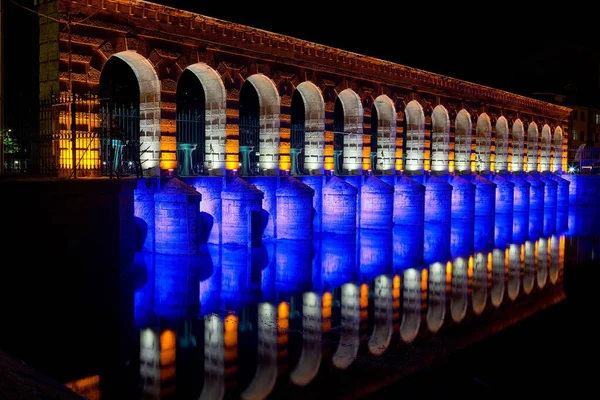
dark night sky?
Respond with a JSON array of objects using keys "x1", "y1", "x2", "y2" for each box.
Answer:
[{"x1": 156, "y1": 0, "x2": 600, "y2": 108}]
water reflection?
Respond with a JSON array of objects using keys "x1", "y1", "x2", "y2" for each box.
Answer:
[{"x1": 66, "y1": 207, "x2": 578, "y2": 400}]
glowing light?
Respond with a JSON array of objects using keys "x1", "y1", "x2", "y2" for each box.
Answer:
[
  {"x1": 278, "y1": 302, "x2": 289, "y2": 319},
  {"x1": 568, "y1": 166, "x2": 575, "y2": 173},
  {"x1": 446, "y1": 261, "x2": 452, "y2": 284},
  {"x1": 360, "y1": 283, "x2": 369, "y2": 309},
  {"x1": 421, "y1": 268, "x2": 428, "y2": 291},
  {"x1": 160, "y1": 330, "x2": 176, "y2": 366}
]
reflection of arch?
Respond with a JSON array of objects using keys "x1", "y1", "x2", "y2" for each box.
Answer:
[
  {"x1": 426, "y1": 262, "x2": 446, "y2": 333},
  {"x1": 491, "y1": 249, "x2": 505, "y2": 307},
  {"x1": 550, "y1": 235, "x2": 560, "y2": 284},
  {"x1": 526, "y1": 122, "x2": 539, "y2": 173},
  {"x1": 373, "y1": 95, "x2": 397, "y2": 173},
  {"x1": 404, "y1": 100, "x2": 425, "y2": 172},
  {"x1": 333, "y1": 283, "x2": 360, "y2": 369},
  {"x1": 290, "y1": 292, "x2": 322, "y2": 386},
  {"x1": 335, "y1": 89, "x2": 364, "y2": 174},
  {"x1": 240, "y1": 303, "x2": 277, "y2": 400},
  {"x1": 475, "y1": 113, "x2": 492, "y2": 172},
  {"x1": 178, "y1": 63, "x2": 227, "y2": 175},
  {"x1": 495, "y1": 116, "x2": 509, "y2": 172},
  {"x1": 537, "y1": 238, "x2": 548, "y2": 289},
  {"x1": 454, "y1": 110, "x2": 472, "y2": 173},
  {"x1": 508, "y1": 244, "x2": 521, "y2": 300},
  {"x1": 523, "y1": 241, "x2": 535, "y2": 294},
  {"x1": 472, "y1": 253, "x2": 488, "y2": 315},
  {"x1": 369, "y1": 275, "x2": 393, "y2": 355},
  {"x1": 431, "y1": 105, "x2": 450, "y2": 173},
  {"x1": 100, "y1": 50, "x2": 161, "y2": 174},
  {"x1": 199, "y1": 314, "x2": 224, "y2": 400},
  {"x1": 511, "y1": 119, "x2": 525, "y2": 172},
  {"x1": 240, "y1": 74, "x2": 281, "y2": 175},
  {"x1": 293, "y1": 81, "x2": 325, "y2": 174},
  {"x1": 553, "y1": 127, "x2": 564, "y2": 173},
  {"x1": 400, "y1": 268, "x2": 421, "y2": 342},
  {"x1": 540, "y1": 124, "x2": 552, "y2": 173},
  {"x1": 451, "y1": 257, "x2": 468, "y2": 322}
]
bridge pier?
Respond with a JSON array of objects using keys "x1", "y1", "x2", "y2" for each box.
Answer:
[
  {"x1": 508, "y1": 172, "x2": 531, "y2": 212},
  {"x1": 527, "y1": 173, "x2": 546, "y2": 211}
]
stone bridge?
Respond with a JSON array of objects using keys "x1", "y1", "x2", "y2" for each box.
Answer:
[{"x1": 40, "y1": 0, "x2": 571, "y2": 177}]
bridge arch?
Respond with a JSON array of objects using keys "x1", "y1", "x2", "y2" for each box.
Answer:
[
  {"x1": 511, "y1": 119, "x2": 525, "y2": 172},
  {"x1": 99, "y1": 50, "x2": 161, "y2": 175},
  {"x1": 431, "y1": 105, "x2": 450, "y2": 173},
  {"x1": 372, "y1": 95, "x2": 397, "y2": 174},
  {"x1": 404, "y1": 100, "x2": 425, "y2": 173},
  {"x1": 291, "y1": 81, "x2": 325, "y2": 175},
  {"x1": 454, "y1": 109, "x2": 472, "y2": 173},
  {"x1": 475, "y1": 113, "x2": 492, "y2": 173},
  {"x1": 495, "y1": 116, "x2": 509, "y2": 172},
  {"x1": 553, "y1": 127, "x2": 564, "y2": 172},
  {"x1": 176, "y1": 63, "x2": 227, "y2": 175},
  {"x1": 239, "y1": 74, "x2": 281, "y2": 175},
  {"x1": 526, "y1": 122, "x2": 539, "y2": 172},
  {"x1": 540, "y1": 124, "x2": 552, "y2": 172},
  {"x1": 334, "y1": 89, "x2": 364, "y2": 174}
]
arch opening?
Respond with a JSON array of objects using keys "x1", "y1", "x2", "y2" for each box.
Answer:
[
  {"x1": 495, "y1": 116, "x2": 509, "y2": 172},
  {"x1": 454, "y1": 110, "x2": 472, "y2": 173},
  {"x1": 291, "y1": 81, "x2": 325, "y2": 175},
  {"x1": 373, "y1": 95, "x2": 396, "y2": 174},
  {"x1": 333, "y1": 89, "x2": 363, "y2": 175},
  {"x1": 475, "y1": 113, "x2": 492, "y2": 173},
  {"x1": 291, "y1": 90, "x2": 306, "y2": 175},
  {"x1": 526, "y1": 122, "x2": 539, "y2": 173},
  {"x1": 431, "y1": 105, "x2": 450, "y2": 173},
  {"x1": 553, "y1": 127, "x2": 564, "y2": 173},
  {"x1": 511, "y1": 119, "x2": 525, "y2": 172},
  {"x1": 239, "y1": 74, "x2": 280, "y2": 176},
  {"x1": 404, "y1": 100, "x2": 425, "y2": 173},
  {"x1": 371, "y1": 105, "x2": 379, "y2": 172},
  {"x1": 99, "y1": 51, "x2": 161, "y2": 176},
  {"x1": 540, "y1": 125, "x2": 552, "y2": 173}
]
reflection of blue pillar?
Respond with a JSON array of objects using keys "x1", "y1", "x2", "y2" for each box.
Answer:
[
  {"x1": 494, "y1": 213, "x2": 513, "y2": 250},
  {"x1": 512, "y1": 211, "x2": 529, "y2": 245},
  {"x1": 221, "y1": 246, "x2": 262, "y2": 309},
  {"x1": 424, "y1": 222, "x2": 451, "y2": 264},
  {"x1": 551, "y1": 174, "x2": 570, "y2": 208},
  {"x1": 393, "y1": 224, "x2": 424, "y2": 273},
  {"x1": 199, "y1": 244, "x2": 222, "y2": 316},
  {"x1": 261, "y1": 242, "x2": 276, "y2": 303},
  {"x1": 540, "y1": 173, "x2": 557, "y2": 209},
  {"x1": 543, "y1": 208, "x2": 557, "y2": 238},
  {"x1": 154, "y1": 253, "x2": 201, "y2": 318},
  {"x1": 474, "y1": 215, "x2": 494, "y2": 253},
  {"x1": 134, "y1": 252, "x2": 155, "y2": 327},
  {"x1": 451, "y1": 218, "x2": 474, "y2": 259},
  {"x1": 321, "y1": 234, "x2": 357, "y2": 290},
  {"x1": 557, "y1": 209, "x2": 568, "y2": 235},
  {"x1": 529, "y1": 209, "x2": 544, "y2": 241},
  {"x1": 359, "y1": 229, "x2": 393, "y2": 281},
  {"x1": 276, "y1": 240, "x2": 314, "y2": 297}
]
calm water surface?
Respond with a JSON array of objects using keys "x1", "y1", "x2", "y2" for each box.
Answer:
[{"x1": 8, "y1": 207, "x2": 600, "y2": 399}]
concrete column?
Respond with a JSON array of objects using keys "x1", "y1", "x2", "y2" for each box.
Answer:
[
  {"x1": 322, "y1": 176, "x2": 358, "y2": 235},
  {"x1": 221, "y1": 177, "x2": 264, "y2": 247}
]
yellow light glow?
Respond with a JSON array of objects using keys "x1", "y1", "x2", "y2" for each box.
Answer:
[
  {"x1": 421, "y1": 268, "x2": 428, "y2": 292},
  {"x1": 360, "y1": 283, "x2": 368, "y2": 309},
  {"x1": 64, "y1": 375, "x2": 100, "y2": 399},
  {"x1": 487, "y1": 252, "x2": 492, "y2": 272},
  {"x1": 446, "y1": 261, "x2": 452, "y2": 284},
  {"x1": 278, "y1": 301, "x2": 289, "y2": 319},
  {"x1": 322, "y1": 292, "x2": 332, "y2": 333},
  {"x1": 160, "y1": 330, "x2": 176, "y2": 366}
]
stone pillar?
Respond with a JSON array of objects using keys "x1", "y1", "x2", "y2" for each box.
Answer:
[
  {"x1": 221, "y1": 177, "x2": 264, "y2": 247},
  {"x1": 492, "y1": 173, "x2": 515, "y2": 214},
  {"x1": 185, "y1": 176, "x2": 225, "y2": 245},
  {"x1": 321, "y1": 233, "x2": 357, "y2": 289},
  {"x1": 245, "y1": 176, "x2": 278, "y2": 239},
  {"x1": 494, "y1": 214, "x2": 513, "y2": 250},
  {"x1": 343, "y1": 175, "x2": 363, "y2": 228},
  {"x1": 393, "y1": 224, "x2": 424, "y2": 271},
  {"x1": 508, "y1": 172, "x2": 531, "y2": 212},
  {"x1": 424, "y1": 175, "x2": 453, "y2": 223},
  {"x1": 424, "y1": 221, "x2": 451, "y2": 264},
  {"x1": 154, "y1": 178, "x2": 202, "y2": 255},
  {"x1": 450, "y1": 218, "x2": 474, "y2": 259},
  {"x1": 276, "y1": 177, "x2": 315, "y2": 240},
  {"x1": 343, "y1": 133, "x2": 364, "y2": 174},
  {"x1": 527, "y1": 173, "x2": 546, "y2": 211},
  {"x1": 322, "y1": 176, "x2": 358, "y2": 235},
  {"x1": 359, "y1": 229, "x2": 393, "y2": 281},
  {"x1": 298, "y1": 175, "x2": 325, "y2": 233},
  {"x1": 551, "y1": 174, "x2": 570, "y2": 208},
  {"x1": 393, "y1": 175, "x2": 425, "y2": 225},
  {"x1": 360, "y1": 176, "x2": 394, "y2": 229},
  {"x1": 134, "y1": 177, "x2": 159, "y2": 252},
  {"x1": 443, "y1": 175, "x2": 475, "y2": 220},
  {"x1": 540, "y1": 173, "x2": 558, "y2": 209},
  {"x1": 471, "y1": 174, "x2": 497, "y2": 217}
]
